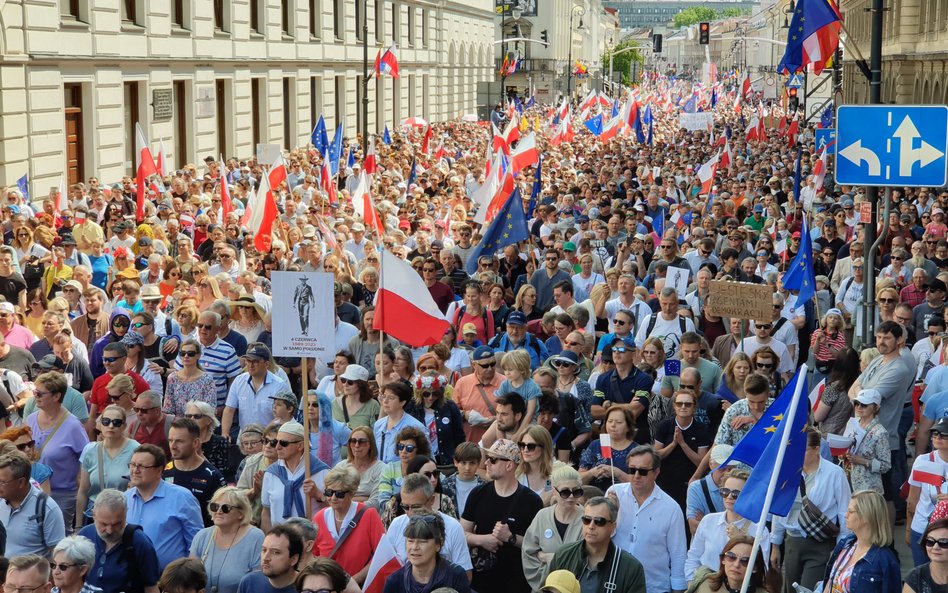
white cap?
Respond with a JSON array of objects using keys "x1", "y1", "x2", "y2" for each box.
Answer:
[{"x1": 854, "y1": 389, "x2": 882, "y2": 407}]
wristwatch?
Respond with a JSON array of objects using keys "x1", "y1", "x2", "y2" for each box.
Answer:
[{"x1": 508, "y1": 532, "x2": 517, "y2": 545}]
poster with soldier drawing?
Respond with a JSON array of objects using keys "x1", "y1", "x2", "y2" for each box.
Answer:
[{"x1": 271, "y1": 271, "x2": 334, "y2": 361}]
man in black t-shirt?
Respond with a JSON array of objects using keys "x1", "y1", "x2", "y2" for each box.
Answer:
[
  {"x1": 164, "y1": 418, "x2": 226, "y2": 527},
  {"x1": 0, "y1": 249, "x2": 25, "y2": 306},
  {"x1": 461, "y1": 440, "x2": 543, "y2": 593}
]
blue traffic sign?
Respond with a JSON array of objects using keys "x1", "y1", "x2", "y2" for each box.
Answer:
[
  {"x1": 786, "y1": 73, "x2": 805, "y2": 89},
  {"x1": 816, "y1": 128, "x2": 836, "y2": 152},
  {"x1": 836, "y1": 105, "x2": 948, "y2": 187}
]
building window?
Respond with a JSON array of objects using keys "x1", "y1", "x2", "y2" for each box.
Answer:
[
  {"x1": 63, "y1": 84, "x2": 85, "y2": 185},
  {"x1": 61, "y1": 0, "x2": 81, "y2": 19},
  {"x1": 283, "y1": 78, "x2": 295, "y2": 151},
  {"x1": 217, "y1": 80, "x2": 231, "y2": 157},
  {"x1": 375, "y1": 0, "x2": 384, "y2": 42},
  {"x1": 391, "y1": 2, "x2": 398, "y2": 42},
  {"x1": 421, "y1": 9, "x2": 428, "y2": 46},
  {"x1": 123, "y1": 82, "x2": 141, "y2": 173},
  {"x1": 408, "y1": 74, "x2": 414, "y2": 118},
  {"x1": 250, "y1": 0, "x2": 261, "y2": 33},
  {"x1": 333, "y1": 0, "x2": 343, "y2": 39},
  {"x1": 173, "y1": 81, "x2": 190, "y2": 167},
  {"x1": 335, "y1": 76, "x2": 346, "y2": 127},
  {"x1": 282, "y1": 0, "x2": 291, "y2": 36},
  {"x1": 214, "y1": 0, "x2": 226, "y2": 31},
  {"x1": 250, "y1": 79, "x2": 262, "y2": 149},
  {"x1": 355, "y1": 0, "x2": 363, "y2": 41},
  {"x1": 310, "y1": 0, "x2": 320, "y2": 38},
  {"x1": 121, "y1": 0, "x2": 137, "y2": 23},
  {"x1": 406, "y1": 5, "x2": 414, "y2": 46},
  {"x1": 171, "y1": 0, "x2": 185, "y2": 27},
  {"x1": 310, "y1": 76, "x2": 322, "y2": 132}
]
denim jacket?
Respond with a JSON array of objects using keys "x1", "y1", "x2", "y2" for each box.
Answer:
[{"x1": 822, "y1": 534, "x2": 901, "y2": 593}]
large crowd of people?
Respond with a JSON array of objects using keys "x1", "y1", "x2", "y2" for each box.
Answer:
[{"x1": 0, "y1": 79, "x2": 941, "y2": 593}]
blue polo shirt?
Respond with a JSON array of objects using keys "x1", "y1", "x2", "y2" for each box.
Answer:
[
  {"x1": 124, "y1": 480, "x2": 203, "y2": 571},
  {"x1": 79, "y1": 524, "x2": 161, "y2": 593},
  {"x1": 374, "y1": 412, "x2": 427, "y2": 463},
  {"x1": 225, "y1": 371, "x2": 288, "y2": 429},
  {"x1": 0, "y1": 486, "x2": 64, "y2": 558}
]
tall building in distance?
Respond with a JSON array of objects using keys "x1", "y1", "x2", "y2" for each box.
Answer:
[{"x1": 602, "y1": 0, "x2": 758, "y2": 31}]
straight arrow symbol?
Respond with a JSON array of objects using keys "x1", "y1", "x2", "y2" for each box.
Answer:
[{"x1": 894, "y1": 115, "x2": 945, "y2": 177}]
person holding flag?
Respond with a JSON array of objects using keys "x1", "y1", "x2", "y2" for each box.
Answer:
[
  {"x1": 908, "y1": 417, "x2": 948, "y2": 566},
  {"x1": 579, "y1": 405, "x2": 639, "y2": 493}
]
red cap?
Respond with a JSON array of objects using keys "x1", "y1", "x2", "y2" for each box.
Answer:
[{"x1": 791, "y1": 231, "x2": 802, "y2": 239}]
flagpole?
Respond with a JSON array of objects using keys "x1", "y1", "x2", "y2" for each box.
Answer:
[{"x1": 739, "y1": 363, "x2": 808, "y2": 593}]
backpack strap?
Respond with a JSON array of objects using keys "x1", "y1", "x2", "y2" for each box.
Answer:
[
  {"x1": 772, "y1": 317, "x2": 788, "y2": 334},
  {"x1": 34, "y1": 492, "x2": 48, "y2": 550},
  {"x1": 645, "y1": 313, "x2": 658, "y2": 337},
  {"x1": 700, "y1": 478, "x2": 717, "y2": 513}
]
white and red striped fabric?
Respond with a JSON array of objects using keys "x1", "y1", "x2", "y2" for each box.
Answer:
[{"x1": 373, "y1": 249, "x2": 450, "y2": 346}]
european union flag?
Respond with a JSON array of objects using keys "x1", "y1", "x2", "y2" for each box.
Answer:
[
  {"x1": 729, "y1": 369, "x2": 809, "y2": 522},
  {"x1": 528, "y1": 158, "x2": 542, "y2": 218},
  {"x1": 346, "y1": 146, "x2": 355, "y2": 169},
  {"x1": 820, "y1": 104, "x2": 834, "y2": 129},
  {"x1": 16, "y1": 174, "x2": 29, "y2": 201},
  {"x1": 465, "y1": 187, "x2": 529, "y2": 275},
  {"x1": 584, "y1": 115, "x2": 603, "y2": 136},
  {"x1": 407, "y1": 158, "x2": 417, "y2": 189},
  {"x1": 777, "y1": 0, "x2": 842, "y2": 75},
  {"x1": 782, "y1": 217, "x2": 816, "y2": 304},
  {"x1": 383, "y1": 125, "x2": 392, "y2": 145},
  {"x1": 329, "y1": 119, "x2": 345, "y2": 176},
  {"x1": 525, "y1": 94, "x2": 535, "y2": 109},
  {"x1": 311, "y1": 116, "x2": 329, "y2": 157},
  {"x1": 634, "y1": 112, "x2": 646, "y2": 144},
  {"x1": 683, "y1": 94, "x2": 697, "y2": 114},
  {"x1": 710, "y1": 87, "x2": 718, "y2": 109},
  {"x1": 652, "y1": 206, "x2": 665, "y2": 239},
  {"x1": 644, "y1": 105, "x2": 654, "y2": 146}
]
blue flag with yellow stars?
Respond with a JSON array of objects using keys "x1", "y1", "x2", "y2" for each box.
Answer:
[
  {"x1": 727, "y1": 368, "x2": 809, "y2": 522},
  {"x1": 465, "y1": 187, "x2": 529, "y2": 275},
  {"x1": 782, "y1": 216, "x2": 816, "y2": 304}
]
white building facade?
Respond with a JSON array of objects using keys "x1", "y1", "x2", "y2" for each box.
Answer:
[{"x1": 0, "y1": 0, "x2": 494, "y2": 193}]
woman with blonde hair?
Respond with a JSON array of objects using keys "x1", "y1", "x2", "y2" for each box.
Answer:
[
  {"x1": 822, "y1": 490, "x2": 899, "y2": 592},
  {"x1": 521, "y1": 465, "x2": 584, "y2": 591},
  {"x1": 189, "y1": 487, "x2": 265, "y2": 593},
  {"x1": 717, "y1": 353, "x2": 752, "y2": 403},
  {"x1": 513, "y1": 284, "x2": 542, "y2": 322},
  {"x1": 196, "y1": 275, "x2": 225, "y2": 310},
  {"x1": 641, "y1": 336, "x2": 667, "y2": 395},
  {"x1": 174, "y1": 304, "x2": 201, "y2": 341},
  {"x1": 13, "y1": 226, "x2": 51, "y2": 291},
  {"x1": 74, "y1": 404, "x2": 138, "y2": 529},
  {"x1": 811, "y1": 308, "x2": 848, "y2": 385},
  {"x1": 23, "y1": 287, "x2": 47, "y2": 337},
  {"x1": 516, "y1": 424, "x2": 558, "y2": 504}
]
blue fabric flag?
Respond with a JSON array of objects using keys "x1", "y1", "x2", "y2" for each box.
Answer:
[
  {"x1": 710, "y1": 87, "x2": 718, "y2": 109},
  {"x1": 465, "y1": 187, "x2": 530, "y2": 275},
  {"x1": 455, "y1": 147, "x2": 463, "y2": 160},
  {"x1": 683, "y1": 94, "x2": 697, "y2": 113},
  {"x1": 584, "y1": 115, "x2": 603, "y2": 136},
  {"x1": 383, "y1": 125, "x2": 392, "y2": 145},
  {"x1": 820, "y1": 104, "x2": 834, "y2": 129},
  {"x1": 311, "y1": 116, "x2": 329, "y2": 157},
  {"x1": 528, "y1": 158, "x2": 542, "y2": 219},
  {"x1": 792, "y1": 147, "x2": 802, "y2": 202},
  {"x1": 777, "y1": 0, "x2": 841, "y2": 74},
  {"x1": 729, "y1": 368, "x2": 809, "y2": 522},
  {"x1": 644, "y1": 106, "x2": 654, "y2": 146},
  {"x1": 525, "y1": 95, "x2": 535, "y2": 109},
  {"x1": 782, "y1": 217, "x2": 816, "y2": 305},
  {"x1": 329, "y1": 119, "x2": 345, "y2": 176},
  {"x1": 634, "y1": 113, "x2": 646, "y2": 144},
  {"x1": 346, "y1": 146, "x2": 355, "y2": 169},
  {"x1": 16, "y1": 174, "x2": 29, "y2": 201},
  {"x1": 652, "y1": 206, "x2": 665, "y2": 239},
  {"x1": 612, "y1": 100, "x2": 620, "y2": 118},
  {"x1": 407, "y1": 158, "x2": 417, "y2": 189}
]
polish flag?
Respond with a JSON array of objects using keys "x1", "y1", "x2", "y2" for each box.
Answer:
[
  {"x1": 320, "y1": 154, "x2": 337, "y2": 204},
  {"x1": 745, "y1": 116, "x2": 760, "y2": 142},
  {"x1": 364, "y1": 135, "x2": 378, "y2": 175},
  {"x1": 432, "y1": 142, "x2": 447, "y2": 163},
  {"x1": 421, "y1": 125, "x2": 433, "y2": 155},
  {"x1": 374, "y1": 44, "x2": 400, "y2": 78},
  {"x1": 135, "y1": 123, "x2": 159, "y2": 221},
  {"x1": 812, "y1": 145, "x2": 829, "y2": 191},
  {"x1": 778, "y1": 116, "x2": 788, "y2": 134},
  {"x1": 373, "y1": 249, "x2": 450, "y2": 346},
  {"x1": 510, "y1": 133, "x2": 539, "y2": 174},
  {"x1": 600, "y1": 434, "x2": 613, "y2": 459},
  {"x1": 599, "y1": 115, "x2": 622, "y2": 142},
  {"x1": 808, "y1": 377, "x2": 826, "y2": 411},
  {"x1": 720, "y1": 138, "x2": 733, "y2": 170},
  {"x1": 156, "y1": 139, "x2": 168, "y2": 176},
  {"x1": 492, "y1": 124, "x2": 511, "y2": 156},
  {"x1": 362, "y1": 535, "x2": 403, "y2": 593},
  {"x1": 550, "y1": 116, "x2": 572, "y2": 147},
  {"x1": 697, "y1": 152, "x2": 719, "y2": 196},
  {"x1": 219, "y1": 154, "x2": 234, "y2": 219},
  {"x1": 826, "y1": 433, "x2": 855, "y2": 457},
  {"x1": 912, "y1": 457, "x2": 946, "y2": 488},
  {"x1": 239, "y1": 188, "x2": 256, "y2": 227},
  {"x1": 786, "y1": 119, "x2": 799, "y2": 147},
  {"x1": 245, "y1": 172, "x2": 278, "y2": 253},
  {"x1": 351, "y1": 171, "x2": 384, "y2": 235},
  {"x1": 503, "y1": 115, "x2": 521, "y2": 147}
]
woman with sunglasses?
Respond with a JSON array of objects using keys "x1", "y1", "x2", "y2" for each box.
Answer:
[
  {"x1": 521, "y1": 466, "x2": 584, "y2": 591},
  {"x1": 381, "y1": 455, "x2": 457, "y2": 529},
  {"x1": 515, "y1": 425, "x2": 557, "y2": 505},
  {"x1": 377, "y1": 426, "x2": 431, "y2": 508},
  {"x1": 332, "y1": 364, "x2": 379, "y2": 430},
  {"x1": 821, "y1": 490, "x2": 899, "y2": 593},
  {"x1": 23, "y1": 287, "x2": 47, "y2": 338},
  {"x1": 49, "y1": 535, "x2": 99, "y2": 593},
  {"x1": 749, "y1": 347, "x2": 783, "y2": 395},
  {"x1": 196, "y1": 276, "x2": 226, "y2": 311},
  {"x1": 406, "y1": 373, "x2": 464, "y2": 467},
  {"x1": 119, "y1": 330, "x2": 163, "y2": 393},
  {"x1": 640, "y1": 337, "x2": 667, "y2": 396},
  {"x1": 189, "y1": 487, "x2": 264, "y2": 593},
  {"x1": 74, "y1": 404, "x2": 137, "y2": 530},
  {"x1": 334, "y1": 426, "x2": 384, "y2": 508},
  {"x1": 689, "y1": 535, "x2": 779, "y2": 593},
  {"x1": 810, "y1": 309, "x2": 848, "y2": 387},
  {"x1": 13, "y1": 226, "x2": 50, "y2": 292},
  {"x1": 236, "y1": 424, "x2": 280, "y2": 525},
  {"x1": 317, "y1": 351, "x2": 353, "y2": 399},
  {"x1": 185, "y1": 400, "x2": 237, "y2": 482},
  {"x1": 0, "y1": 426, "x2": 52, "y2": 493},
  {"x1": 163, "y1": 339, "x2": 216, "y2": 417},
  {"x1": 513, "y1": 284, "x2": 543, "y2": 322},
  {"x1": 383, "y1": 511, "x2": 470, "y2": 593},
  {"x1": 685, "y1": 470, "x2": 769, "y2": 581},
  {"x1": 906, "y1": 516, "x2": 948, "y2": 593},
  {"x1": 313, "y1": 465, "x2": 386, "y2": 584}
]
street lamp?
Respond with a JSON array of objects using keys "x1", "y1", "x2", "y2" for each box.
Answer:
[
  {"x1": 566, "y1": 6, "x2": 586, "y2": 101},
  {"x1": 361, "y1": 0, "x2": 369, "y2": 155},
  {"x1": 500, "y1": 6, "x2": 523, "y2": 104}
]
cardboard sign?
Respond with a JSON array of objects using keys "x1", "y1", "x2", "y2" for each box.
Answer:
[
  {"x1": 860, "y1": 202, "x2": 872, "y2": 224},
  {"x1": 666, "y1": 265, "x2": 691, "y2": 297},
  {"x1": 256, "y1": 143, "x2": 282, "y2": 166},
  {"x1": 270, "y1": 271, "x2": 335, "y2": 361},
  {"x1": 679, "y1": 112, "x2": 714, "y2": 131},
  {"x1": 708, "y1": 280, "x2": 773, "y2": 322}
]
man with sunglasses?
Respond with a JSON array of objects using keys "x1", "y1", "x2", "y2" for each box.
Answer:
[
  {"x1": 738, "y1": 320, "x2": 795, "y2": 382},
  {"x1": 461, "y1": 439, "x2": 542, "y2": 593},
  {"x1": 89, "y1": 342, "x2": 151, "y2": 438},
  {"x1": 222, "y1": 344, "x2": 288, "y2": 439},
  {"x1": 547, "y1": 496, "x2": 646, "y2": 593},
  {"x1": 261, "y1": 421, "x2": 330, "y2": 532},
  {"x1": 163, "y1": 418, "x2": 226, "y2": 528},
  {"x1": 592, "y1": 335, "x2": 654, "y2": 441}
]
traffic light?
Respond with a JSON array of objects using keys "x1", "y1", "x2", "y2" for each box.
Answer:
[
  {"x1": 653, "y1": 33, "x2": 663, "y2": 53},
  {"x1": 699, "y1": 22, "x2": 710, "y2": 45},
  {"x1": 788, "y1": 88, "x2": 799, "y2": 112},
  {"x1": 540, "y1": 29, "x2": 549, "y2": 46}
]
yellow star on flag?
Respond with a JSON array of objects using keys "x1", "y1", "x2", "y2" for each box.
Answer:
[
  {"x1": 772, "y1": 413, "x2": 784, "y2": 422},
  {"x1": 765, "y1": 425, "x2": 778, "y2": 434}
]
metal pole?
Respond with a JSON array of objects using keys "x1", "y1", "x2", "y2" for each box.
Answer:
[
  {"x1": 861, "y1": 0, "x2": 884, "y2": 345},
  {"x1": 499, "y1": 9, "x2": 507, "y2": 107},
  {"x1": 567, "y1": 18, "x2": 573, "y2": 101},
  {"x1": 362, "y1": 0, "x2": 369, "y2": 154}
]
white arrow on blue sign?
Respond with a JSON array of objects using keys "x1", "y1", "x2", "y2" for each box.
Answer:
[{"x1": 835, "y1": 105, "x2": 948, "y2": 187}]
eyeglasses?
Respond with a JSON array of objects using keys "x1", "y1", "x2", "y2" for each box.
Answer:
[
  {"x1": 422, "y1": 470, "x2": 438, "y2": 479},
  {"x1": 580, "y1": 515, "x2": 613, "y2": 526},
  {"x1": 557, "y1": 487, "x2": 584, "y2": 499},
  {"x1": 756, "y1": 324, "x2": 772, "y2": 330},
  {"x1": 241, "y1": 440, "x2": 262, "y2": 448},
  {"x1": 341, "y1": 378, "x2": 359, "y2": 385},
  {"x1": 627, "y1": 466, "x2": 655, "y2": 476},
  {"x1": 476, "y1": 362, "x2": 496, "y2": 369},
  {"x1": 50, "y1": 563, "x2": 78, "y2": 572},
  {"x1": 755, "y1": 362, "x2": 774, "y2": 369},
  {"x1": 674, "y1": 401, "x2": 695, "y2": 408},
  {"x1": 323, "y1": 489, "x2": 351, "y2": 499},
  {"x1": 102, "y1": 356, "x2": 125, "y2": 363},
  {"x1": 719, "y1": 487, "x2": 742, "y2": 499},
  {"x1": 100, "y1": 418, "x2": 124, "y2": 428},
  {"x1": 396, "y1": 443, "x2": 417, "y2": 453},
  {"x1": 128, "y1": 462, "x2": 160, "y2": 470},
  {"x1": 486, "y1": 456, "x2": 507, "y2": 465},
  {"x1": 264, "y1": 438, "x2": 279, "y2": 447},
  {"x1": 276, "y1": 439, "x2": 302, "y2": 448},
  {"x1": 197, "y1": 323, "x2": 216, "y2": 330},
  {"x1": 184, "y1": 413, "x2": 206, "y2": 420},
  {"x1": 107, "y1": 393, "x2": 125, "y2": 401},
  {"x1": 721, "y1": 551, "x2": 751, "y2": 566},
  {"x1": 15, "y1": 440, "x2": 34, "y2": 451},
  {"x1": 927, "y1": 537, "x2": 948, "y2": 549},
  {"x1": 891, "y1": 256, "x2": 904, "y2": 261},
  {"x1": 113, "y1": 319, "x2": 130, "y2": 328},
  {"x1": 131, "y1": 406, "x2": 157, "y2": 414},
  {"x1": 132, "y1": 322, "x2": 151, "y2": 328},
  {"x1": 348, "y1": 438, "x2": 369, "y2": 446},
  {"x1": 612, "y1": 347, "x2": 629, "y2": 354},
  {"x1": 878, "y1": 297, "x2": 898, "y2": 304},
  {"x1": 518, "y1": 442, "x2": 543, "y2": 452},
  {"x1": 180, "y1": 350, "x2": 199, "y2": 357},
  {"x1": 208, "y1": 502, "x2": 234, "y2": 514},
  {"x1": 34, "y1": 390, "x2": 54, "y2": 398},
  {"x1": 678, "y1": 383, "x2": 697, "y2": 391}
]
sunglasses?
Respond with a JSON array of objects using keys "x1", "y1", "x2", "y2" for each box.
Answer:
[
  {"x1": 627, "y1": 466, "x2": 654, "y2": 476},
  {"x1": 112, "y1": 320, "x2": 130, "y2": 328},
  {"x1": 208, "y1": 502, "x2": 234, "y2": 514},
  {"x1": 557, "y1": 487, "x2": 584, "y2": 499},
  {"x1": 100, "y1": 417, "x2": 124, "y2": 427},
  {"x1": 323, "y1": 489, "x2": 350, "y2": 499},
  {"x1": 132, "y1": 406, "x2": 157, "y2": 414},
  {"x1": 15, "y1": 440, "x2": 35, "y2": 451},
  {"x1": 719, "y1": 488, "x2": 742, "y2": 499},
  {"x1": 276, "y1": 439, "x2": 302, "y2": 448},
  {"x1": 180, "y1": 350, "x2": 198, "y2": 358},
  {"x1": 264, "y1": 438, "x2": 279, "y2": 447},
  {"x1": 341, "y1": 378, "x2": 358, "y2": 385},
  {"x1": 722, "y1": 551, "x2": 751, "y2": 566},
  {"x1": 184, "y1": 413, "x2": 206, "y2": 420},
  {"x1": 580, "y1": 515, "x2": 612, "y2": 526},
  {"x1": 348, "y1": 438, "x2": 369, "y2": 445},
  {"x1": 197, "y1": 323, "x2": 216, "y2": 330},
  {"x1": 756, "y1": 362, "x2": 774, "y2": 369},
  {"x1": 51, "y1": 563, "x2": 78, "y2": 572},
  {"x1": 486, "y1": 456, "x2": 507, "y2": 465},
  {"x1": 927, "y1": 537, "x2": 948, "y2": 549},
  {"x1": 102, "y1": 356, "x2": 125, "y2": 363},
  {"x1": 518, "y1": 442, "x2": 543, "y2": 452},
  {"x1": 396, "y1": 443, "x2": 417, "y2": 453},
  {"x1": 476, "y1": 362, "x2": 496, "y2": 369}
]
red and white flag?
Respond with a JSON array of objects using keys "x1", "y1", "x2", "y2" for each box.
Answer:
[
  {"x1": 808, "y1": 377, "x2": 826, "y2": 411},
  {"x1": 509, "y1": 133, "x2": 539, "y2": 174},
  {"x1": 812, "y1": 145, "x2": 829, "y2": 191},
  {"x1": 54, "y1": 175, "x2": 68, "y2": 223},
  {"x1": 219, "y1": 154, "x2": 234, "y2": 220},
  {"x1": 364, "y1": 135, "x2": 378, "y2": 175},
  {"x1": 786, "y1": 118, "x2": 800, "y2": 147},
  {"x1": 244, "y1": 158, "x2": 286, "y2": 252},
  {"x1": 374, "y1": 44, "x2": 400, "y2": 78},
  {"x1": 373, "y1": 250, "x2": 450, "y2": 346},
  {"x1": 600, "y1": 434, "x2": 613, "y2": 459},
  {"x1": 720, "y1": 138, "x2": 733, "y2": 170},
  {"x1": 421, "y1": 125, "x2": 434, "y2": 155},
  {"x1": 745, "y1": 116, "x2": 761, "y2": 142},
  {"x1": 351, "y1": 171, "x2": 384, "y2": 236},
  {"x1": 826, "y1": 433, "x2": 855, "y2": 457},
  {"x1": 320, "y1": 154, "x2": 337, "y2": 204},
  {"x1": 697, "y1": 152, "x2": 719, "y2": 196},
  {"x1": 913, "y1": 457, "x2": 946, "y2": 488},
  {"x1": 134, "y1": 123, "x2": 159, "y2": 221},
  {"x1": 156, "y1": 139, "x2": 168, "y2": 177},
  {"x1": 363, "y1": 535, "x2": 403, "y2": 593}
]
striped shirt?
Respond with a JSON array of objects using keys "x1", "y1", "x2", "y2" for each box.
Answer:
[{"x1": 175, "y1": 338, "x2": 241, "y2": 406}]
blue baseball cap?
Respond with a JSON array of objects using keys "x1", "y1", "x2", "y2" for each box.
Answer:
[
  {"x1": 472, "y1": 346, "x2": 496, "y2": 363},
  {"x1": 506, "y1": 311, "x2": 527, "y2": 326},
  {"x1": 611, "y1": 335, "x2": 636, "y2": 349}
]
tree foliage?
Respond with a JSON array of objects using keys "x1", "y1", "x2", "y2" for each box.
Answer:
[
  {"x1": 672, "y1": 6, "x2": 752, "y2": 28},
  {"x1": 601, "y1": 39, "x2": 644, "y2": 87}
]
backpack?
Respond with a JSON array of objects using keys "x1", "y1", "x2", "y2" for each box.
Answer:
[
  {"x1": 118, "y1": 524, "x2": 146, "y2": 593},
  {"x1": 32, "y1": 492, "x2": 48, "y2": 549},
  {"x1": 453, "y1": 305, "x2": 491, "y2": 335},
  {"x1": 0, "y1": 369, "x2": 18, "y2": 420},
  {"x1": 644, "y1": 313, "x2": 688, "y2": 337}
]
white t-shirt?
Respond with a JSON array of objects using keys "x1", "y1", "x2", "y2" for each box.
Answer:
[
  {"x1": 635, "y1": 313, "x2": 696, "y2": 359},
  {"x1": 737, "y1": 336, "x2": 794, "y2": 375}
]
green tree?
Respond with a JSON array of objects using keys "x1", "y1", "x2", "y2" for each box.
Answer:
[
  {"x1": 718, "y1": 7, "x2": 751, "y2": 18},
  {"x1": 672, "y1": 6, "x2": 717, "y2": 28},
  {"x1": 601, "y1": 39, "x2": 644, "y2": 86}
]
